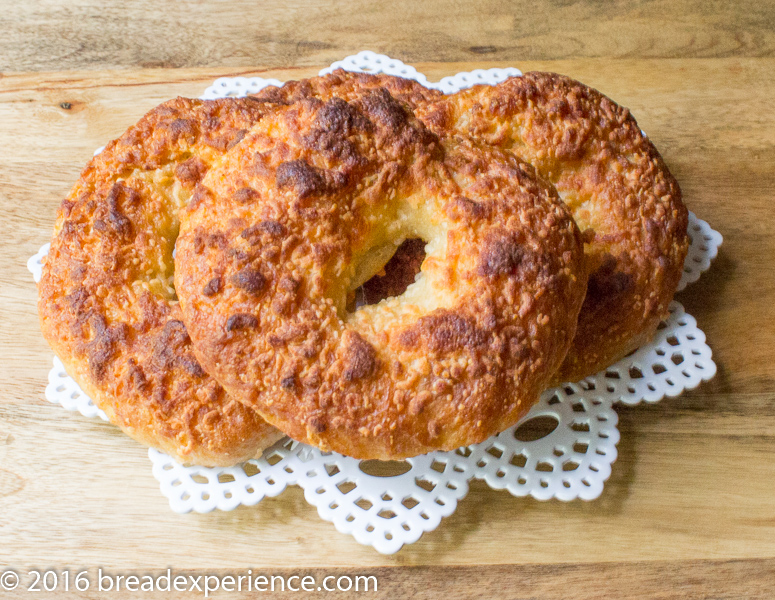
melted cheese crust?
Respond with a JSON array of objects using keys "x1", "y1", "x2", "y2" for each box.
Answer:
[{"x1": 176, "y1": 84, "x2": 587, "y2": 459}]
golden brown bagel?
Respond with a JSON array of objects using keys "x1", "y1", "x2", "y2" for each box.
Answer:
[
  {"x1": 415, "y1": 72, "x2": 689, "y2": 382},
  {"x1": 37, "y1": 72, "x2": 438, "y2": 465},
  {"x1": 252, "y1": 68, "x2": 442, "y2": 112},
  {"x1": 38, "y1": 97, "x2": 285, "y2": 466},
  {"x1": 175, "y1": 88, "x2": 587, "y2": 459}
]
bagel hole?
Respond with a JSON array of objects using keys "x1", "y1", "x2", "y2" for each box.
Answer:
[
  {"x1": 359, "y1": 459, "x2": 412, "y2": 477},
  {"x1": 128, "y1": 163, "x2": 195, "y2": 302},
  {"x1": 347, "y1": 238, "x2": 426, "y2": 311}
]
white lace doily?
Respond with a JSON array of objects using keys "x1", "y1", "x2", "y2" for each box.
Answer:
[
  {"x1": 30, "y1": 53, "x2": 722, "y2": 554},
  {"x1": 46, "y1": 356, "x2": 108, "y2": 421}
]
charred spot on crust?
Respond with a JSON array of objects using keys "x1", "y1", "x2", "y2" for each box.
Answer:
[
  {"x1": 278, "y1": 276, "x2": 300, "y2": 292},
  {"x1": 178, "y1": 355, "x2": 206, "y2": 378},
  {"x1": 478, "y1": 231, "x2": 534, "y2": 279},
  {"x1": 309, "y1": 417, "x2": 326, "y2": 434},
  {"x1": 400, "y1": 313, "x2": 489, "y2": 354},
  {"x1": 189, "y1": 185, "x2": 215, "y2": 211},
  {"x1": 226, "y1": 128, "x2": 248, "y2": 150},
  {"x1": 240, "y1": 219, "x2": 286, "y2": 244},
  {"x1": 233, "y1": 187, "x2": 261, "y2": 204},
  {"x1": 86, "y1": 313, "x2": 127, "y2": 380},
  {"x1": 581, "y1": 228, "x2": 596, "y2": 244},
  {"x1": 586, "y1": 253, "x2": 634, "y2": 304},
  {"x1": 151, "y1": 320, "x2": 206, "y2": 378},
  {"x1": 238, "y1": 225, "x2": 262, "y2": 245},
  {"x1": 192, "y1": 229, "x2": 229, "y2": 254},
  {"x1": 175, "y1": 156, "x2": 207, "y2": 188},
  {"x1": 166, "y1": 118, "x2": 198, "y2": 142},
  {"x1": 227, "y1": 247, "x2": 251, "y2": 264},
  {"x1": 202, "y1": 276, "x2": 222, "y2": 297},
  {"x1": 359, "y1": 88, "x2": 410, "y2": 130},
  {"x1": 226, "y1": 313, "x2": 259, "y2": 331},
  {"x1": 315, "y1": 97, "x2": 372, "y2": 136},
  {"x1": 126, "y1": 359, "x2": 149, "y2": 392},
  {"x1": 203, "y1": 133, "x2": 237, "y2": 153},
  {"x1": 428, "y1": 314, "x2": 489, "y2": 353},
  {"x1": 86, "y1": 315, "x2": 111, "y2": 379},
  {"x1": 258, "y1": 219, "x2": 285, "y2": 237},
  {"x1": 341, "y1": 330, "x2": 377, "y2": 381},
  {"x1": 153, "y1": 320, "x2": 185, "y2": 366},
  {"x1": 60, "y1": 198, "x2": 77, "y2": 218},
  {"x1": 99, "y1": 182, "x2": 136, "y2": 238},
  {"x1": 304, "y1": 100, "x2": 368, "y2": 168},
  {"x1": 276, "y1": 159, "x2": 327, "y2": 198},
  {"x1": 448, "y1": 195, "x2": 488, "y2": 220},
  {"x1": 231, "y1": 267, "x2": 266, "y2": 294},
  {"x1": 66, "y1": 288, "x2": 90, "y2": 315}
]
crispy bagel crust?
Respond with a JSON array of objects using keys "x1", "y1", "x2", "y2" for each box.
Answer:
[
  {"x1": 38, "y1": 97, "x2": 286, "y2": 466},
  {"x1": 415, "y1": 72, "x2": 689, "y2": 383},
  {"x1": 176, "y1": 89, "x2": 587, "y2": 459},
  {"x1": 252, "y1": 68, "x2": 442, "y2": 110}
]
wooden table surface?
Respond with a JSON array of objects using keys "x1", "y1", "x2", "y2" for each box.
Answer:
[{"x1": 2, "y1": 2, "x2": 775, "y2": 598}]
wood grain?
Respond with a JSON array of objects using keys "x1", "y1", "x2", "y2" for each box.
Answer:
[
  {"x1": 0, "y1": 56, "x2": 774, "y2": 596},
  {"x1": 3, "y1": 560, "x2": 775, "y2": 599},
  {"x1": 2, "y1": 1, "x2": 775, "y2": 72}
]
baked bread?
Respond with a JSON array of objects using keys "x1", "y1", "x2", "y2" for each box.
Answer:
[
  {"x1": 37, "y1": 72, "x2": 440, "y2": 465},
  {"x1": 38, "y1": 68, "x2": 687, "y2": 465},
  {"x1": 416, "y1": 72, "x2": 689, "y2": 382},
  {"x1": 252, "y1": 68, "x2": 441, "y2": 111},
  {"x1": 175, "y1": 88, "x2": 587, "y2": 459},
  {"x1": 256, "y1": 70, "x2": 689, "y2": 383},
  {"x1": 38, "y1": 97, "x2": 285, "y2": 466}
]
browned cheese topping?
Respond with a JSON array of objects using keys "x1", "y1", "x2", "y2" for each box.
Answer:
[
  {"x1": 176, "y1": 80, "x2": 587, "y2": 459},
  {"x1": 415, "y1": 72, "x2": 689, "y2": 382},
  {"x1": 38, "y1": 97, "x2": 285, "y2": 466}
]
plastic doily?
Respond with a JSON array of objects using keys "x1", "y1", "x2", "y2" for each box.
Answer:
[{"x1": 29, "y1": 53, "x2": 722, "y2": 554}]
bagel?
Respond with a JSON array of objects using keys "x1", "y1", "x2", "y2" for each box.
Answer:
[
  {"x1": 253, "y1": 68, "x2": 442, "y2": 109},
  {"x1": 415, "y1": 72, "x2": 689, "y2": 383},
  {"x1": 38, "y1": 97, "x2": 286, "y2": 466},
  {"x1": 175, "y1": 89, "x2": 587, "y2": 459},
  {"x1": 37, "y1": 73, "x2": 440, "y2": 466}
]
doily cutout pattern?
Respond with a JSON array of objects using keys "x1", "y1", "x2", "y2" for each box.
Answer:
[
  {"x1": 150, "y1": 439, "x2": 302, "y2": 514},
  {"x1": 30, "y1": 54, "x2": 721, "y2": 554},
  {"x1": 147, "y1": 439, "x2": 472, "y2": 554},
  {"x1": 292, "y1": 447, "x2": 470, "y2": 554},
  {"x1": 45, "y1": 356, "x2": 109, "y2": 421},
  {"x1": 202, "y1": 76, "x2": 285, "y2": 101},
  {"x1": 321, "y1": 51, "x2": 432, "y2": 85},
  {"x1": 678, "y1": 213, "x2": 723, "y2": 292},
  {"x1": 464, "y1": 384, "x2": 619, "y2": 502},
  {"x1": 585, "y1": 302, "x2": 716, "y2": 405},
  {"x1": 201, "y1": 51, "x2": 524, "y2": 100}
]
